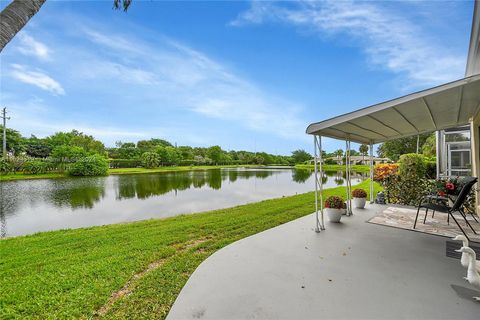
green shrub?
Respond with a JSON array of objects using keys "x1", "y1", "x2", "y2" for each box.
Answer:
[
  {"x1": 325, "y1": 158, "x2": 337, "y2": 165},
  {"x1": 67, "y1": 155, "x2": 108, "y2": 176},
  {"x1": 425, "y1": 160, "x2": 436, "y2": 179},
  {"x1": 141, "y1": 152, "x2": 160, "y2": 169},
  {"x1": 23, "y1": 160, "x2": 48, "y2": 174},
  {"x1": 398, "y1": 153, "x2": 426, "y2": 177},
  {"x1": 0, "y1": 158, "x2": 13, "y2": 174},
  {"x1": 384, "y1": 154, "x2": 434, "y2": 205}
]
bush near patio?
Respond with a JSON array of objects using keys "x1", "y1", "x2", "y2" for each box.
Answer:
[{"x1": 374, "y1": 154, "x2": 435, "y2": 206}]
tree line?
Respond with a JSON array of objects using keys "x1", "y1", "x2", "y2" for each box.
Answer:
[{"x1": 0, "y1": 127, "x2": 320, "y2": 175}]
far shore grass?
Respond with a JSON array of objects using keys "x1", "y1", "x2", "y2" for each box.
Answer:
[
  {"x1": 0, "y1": 164, "x2": 261, "y2": 181},
  {"x1": 0, "y1": 164, "x2": 370, "y2": 182},
  {"x1": 0, "y1": 180, "x2": 382, "y2": 319}
]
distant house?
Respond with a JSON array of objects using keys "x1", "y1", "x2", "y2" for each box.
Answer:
[{"x1": 309, "y1": 156, "x2": 391, "y2": 166}]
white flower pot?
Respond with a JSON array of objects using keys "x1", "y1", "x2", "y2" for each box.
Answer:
[
  {"x1": 326, "y1": 208, "x2": 343, "y2": 223},
  {"x1": 353, "y1": 197, "x2": 366, "y2": 209}
]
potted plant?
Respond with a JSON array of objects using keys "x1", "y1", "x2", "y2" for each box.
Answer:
[
  {"x1": 352, "y1": 188, "x2": 367, "y2": 209},
  {"x1": 324, "y1": 196, "x2": 345, "y2": 222}
]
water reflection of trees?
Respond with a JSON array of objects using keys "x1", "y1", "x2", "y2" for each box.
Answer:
[
  {"x1": 49, "y1": 178, "x2": 106, "y2": 209},
  {"x1": 292, "y1": 169, "x2": 367, "y2": 186},
  {"x1": 115, "y1": 169, "x2": 275, "y2": 200}
]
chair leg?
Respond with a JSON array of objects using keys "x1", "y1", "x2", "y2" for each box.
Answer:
[
  {"x1": 449, "y1": 211, "x2": 470, "y2": 241},
  {"x1": 472, "y1": 213, "x2": 479, "y2": 223},
  {"x1": 423, "y1": 209, "x2": 428, "y2": 224},
  {"x1": 432, "y1": 210, "x2": 435, "y2": 218},
  {"x1": 459, "y1": 209, "x2": 477, "y2": 234},
  {"x1": 414, "y1": 206, "x2": 422, "y2": 229}
]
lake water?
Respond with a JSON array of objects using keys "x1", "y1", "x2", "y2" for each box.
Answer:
[{"x1": 0, "y1": 167, "x2": 366, "y2": 237}]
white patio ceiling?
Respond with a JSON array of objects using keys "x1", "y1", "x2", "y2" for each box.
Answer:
[{"x1": 306, "y1": 74, "x2": 480, "y2": 144}]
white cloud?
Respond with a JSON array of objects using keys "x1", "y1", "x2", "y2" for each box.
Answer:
[
  {"x1": 10, "y1": 64, "x2": 65, "y2": 95},
  {"x1": 231, "y1": 0, "x2": 465, "y2": 87},
  {"x1": 17, "y1": 33, "x2": 50, "y2": 60},
  {"x1": 78, "y1": 28, "x2": 306, "y2": 140}
]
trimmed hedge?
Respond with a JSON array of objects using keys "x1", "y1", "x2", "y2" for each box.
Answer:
[{"x1": 109, "y1": 159, "x2": 142, "y2": 168}]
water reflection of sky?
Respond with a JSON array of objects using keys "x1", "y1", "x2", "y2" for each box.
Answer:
[{"x1": 0, "y1": 168, "x2": 366, "y2": 237}]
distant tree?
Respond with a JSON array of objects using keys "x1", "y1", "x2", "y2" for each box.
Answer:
[
  {"x1": 422, "y1": 135, "x2": 436, "y2": 158},
  {"x1": 137, "y1": 138, "x2": 172, "y2": 151},
  {"x1": 50, "y1": 145, "x2": 86, "y2": 161},
  {"x1": 207, "y1": 146, "x2": 223, "y2": 165},
  {"x1": 26, "y1": 136, "x2": 51, "y2": 158},
  {"x1": 359, "y1": 144, "x2": 369, "y2": 161},
  {"x1": 0, "y1": 126, "x2": 25, "y2": 155},
  {"x1": 178, "y1": 146, "x2": 194, "y2": 160},
  {"x1": 377, "y1": 133, "x2": 432, "y2": 161},
  {"x1": 141, "y1": 151, "x2": 160, "y2": 169},
  {"x1": 46, "y1": 130, "x2": 105, "y2": 155},
  {"x1": 165, "y1": 146, "x2": 182, "y2": 165},
  {"x1": 291, "y1": 149, "x2": 312, "y2": 164},
  {"x1": 334, "y1": 149, "x2": 344, "y2": 158}
]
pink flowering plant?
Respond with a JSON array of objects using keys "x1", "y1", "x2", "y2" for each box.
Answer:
[{"x1": 435, "y1": 177, "x2": 459, "y2": 197}]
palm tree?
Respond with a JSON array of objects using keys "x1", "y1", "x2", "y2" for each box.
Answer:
[
  {"x1": 0, "y1": 0, "x2": 132, "y2": 53},
  {"x1": 359, "y1": 144, "x2": 369, "y2": 163},
  {"x1": 0, "y1": 0, "x2": 46, "y2": 52}
]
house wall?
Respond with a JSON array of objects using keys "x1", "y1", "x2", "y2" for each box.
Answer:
[{"x1": 471, "y1": 112, "x2": 480, "y2": 214}]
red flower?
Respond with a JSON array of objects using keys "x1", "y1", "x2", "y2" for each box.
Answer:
[
  {"x1": 446, "y1": 183, "x2": 455, "y2": 191},
  {"x1": 438, "y1": 191, "x2": 446, "y2": 197}
]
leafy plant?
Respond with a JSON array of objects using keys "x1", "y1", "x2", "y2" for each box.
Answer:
[
  {"x1": 0, "y1": 157, "x2": 13, "y2": 174},
  {"x1": 352, "y1": 188, "x2": 367, "y2": 198},
  {"x1": 141, "y1": 152, "x2": 160, "y2": 169},
  {"x1": 67, "y1": 155, "x2": 109, "y2": 176},
  {"x1": 398, "y1": 153, "x2": 426, "y2": 178},
  {"x1": 374, "y1": 163, "x2": 398, "y2": 182},
  {"x1": 324, "y1": 195, "x2": 345, "y2": 209},
  {"x1": 23, "y1": 160, "x2": 48, "y2": 174}
]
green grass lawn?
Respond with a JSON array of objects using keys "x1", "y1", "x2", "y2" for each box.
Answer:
[
  {"x1": 0, "y1": 180, "x2": 382, "y2": 319},
  {"x1": 295, "y1": 164, "x2": 371, "y2": 172}
]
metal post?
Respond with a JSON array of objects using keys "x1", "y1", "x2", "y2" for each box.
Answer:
[
  {"x1": 345, "y1": 139, "x2": 353, "y2": 216},
  {"x1": 313, "y1": 135, "x2": 325, "y2": 232},
  {"x1": 369, "y1": 142, "x2": 374, "y2": 204},
  {"x1": 416, "y1": 134, "x2": 420, "y2": 154},
  {"x1": 318, "y1": 136, "x2": 325, "y2": 230},
  {"x1": 314, "y1": 135, "x2": 320, "y2": 233},
  {"x1": 1, "y1": 107, "x2": 10, "y2": 158}
]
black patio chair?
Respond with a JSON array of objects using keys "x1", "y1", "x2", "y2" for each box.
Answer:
[{"x1": 413, "y1": 177, "x2": 478, "y2": 241}]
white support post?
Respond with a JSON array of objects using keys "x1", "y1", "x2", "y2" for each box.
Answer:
[
  {"x1": 318, "y1": 136, "x2": 325, "y2": 230},
  {"x1": 314, "y1": 135, "x2": 320, "y2": 233},
  {"x1": 314, "y1": 136, "x2": 325, "y2": 232},
  {"x1": 369, "y1": 142, "x2": 374, "y2": 204},
  {"x1": 345, "y1": 139, "x2": 353, "y2": 216}
]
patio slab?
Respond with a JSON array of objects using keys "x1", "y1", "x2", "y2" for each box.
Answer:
[{"x1": 167, "y1": 204, "x2": 480, "y2": 320}]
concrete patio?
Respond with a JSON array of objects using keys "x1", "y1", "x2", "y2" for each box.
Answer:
[{"x1": 167, "y1": 204, "x2": 480, "y2": 320}]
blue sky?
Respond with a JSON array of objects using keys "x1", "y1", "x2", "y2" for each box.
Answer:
[{"x1": 0, "y1": 0, "x2": 474, "y2": 154}]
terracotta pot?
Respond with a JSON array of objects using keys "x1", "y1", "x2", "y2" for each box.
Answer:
[
  {"x1": 326, "y1": 208, "x2": 343, "y2": 222},
  {"x1": 353, "y1": 197, "x2": 366, "y2": 209}
]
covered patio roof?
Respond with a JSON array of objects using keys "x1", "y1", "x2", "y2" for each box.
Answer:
[{"x1": 306, "y1": 74, "x2": 480, "y2": 144}]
